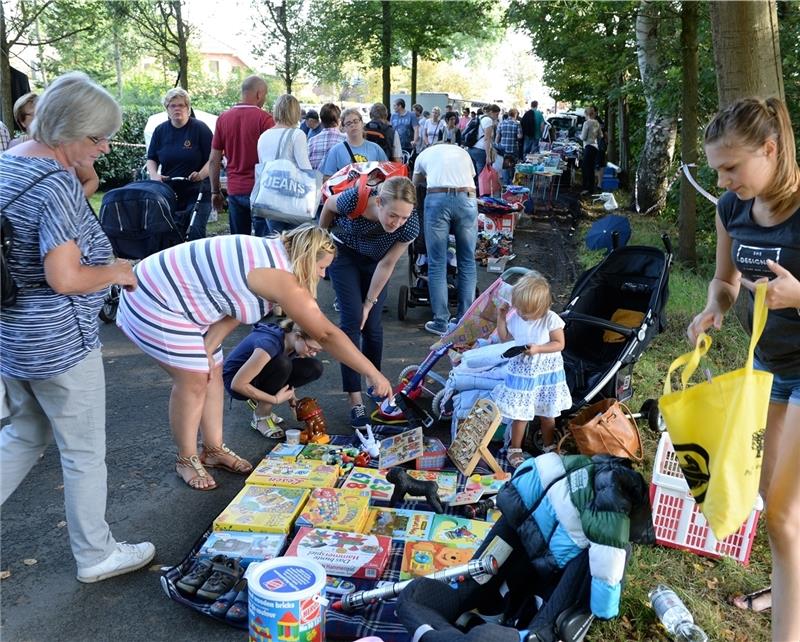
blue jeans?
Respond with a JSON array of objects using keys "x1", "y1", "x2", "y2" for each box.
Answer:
[
  {"x1": 424, "y1": 192, "x2": 478, "y2": 325},
  {"x1": 755, "y1": 358, "x2": 800, "y2": 405},
  {"x1": 523, "y1": 136, "x2": 540, "y2": 156},
  {"x1": 227, "y1": 194, "x2": 254, "y2": 235},
  {"x1": 467, "y1": 147, "x2": 487, "y2": 184},
  {"x1": 327, "y1": 243, "x2": 387, "y2": 393}
]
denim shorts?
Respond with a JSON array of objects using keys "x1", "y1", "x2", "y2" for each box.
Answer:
[{"x1": 754, "y1": 358, "x2": 800, "y2": 405}]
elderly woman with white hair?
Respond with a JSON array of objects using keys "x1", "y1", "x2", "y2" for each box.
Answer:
[
  {"x1": 0, "y1": 72, "x2": 154, "y2": 583},
  {"x1": 146, "y1": 87, "x2": 213, "y2": 240}
]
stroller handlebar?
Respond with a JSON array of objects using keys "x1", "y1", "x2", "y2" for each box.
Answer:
[{"x1": 561, "y1": 311, "x2": 641, "y2": 338}]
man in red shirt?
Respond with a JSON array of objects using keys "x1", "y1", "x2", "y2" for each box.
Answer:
[{"x1": 209, "y1": 75, "x2": 275, "y2": 236}]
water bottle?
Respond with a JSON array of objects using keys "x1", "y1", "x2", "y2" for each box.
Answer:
[{"x1": 649, "y1": 585, "x2": 708, "y2": 642}]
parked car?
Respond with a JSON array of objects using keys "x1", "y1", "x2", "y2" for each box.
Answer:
[{"x1": 546, "y1": 112, "x2": 586, "y2": 139}]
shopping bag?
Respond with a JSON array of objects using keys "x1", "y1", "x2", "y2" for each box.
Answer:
[
  {"x1": 567, "y1": 398, "x2": 643, "y2": 461},
  {"x1": 251, "y1": 129, "x2": 321, "y2": 225},
  {"x1": 478, "y1": 165, "x2": 500, "y2": 196},
  {"x1": 659, "y1": 283, "x2": 773, "y2": 540}
]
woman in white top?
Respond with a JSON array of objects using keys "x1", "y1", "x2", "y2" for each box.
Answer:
[
  {"x1": 579, "y1": 105, "x2": 601, "y2": 195},
  {"x1": 423, "y1": 107, "x2": 445, "y2": 147},
  {"x1": 256, "y1": 94, "x2": 312, "y2": 234}
]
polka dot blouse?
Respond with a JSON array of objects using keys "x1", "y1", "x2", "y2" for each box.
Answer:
[{"x1": 332, "y1": 186, "x2": 419, "y2": 261}]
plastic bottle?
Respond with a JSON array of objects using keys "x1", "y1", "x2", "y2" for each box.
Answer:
[{"x1": 649, "y1": 585, "x2": 708, "y2": 642}]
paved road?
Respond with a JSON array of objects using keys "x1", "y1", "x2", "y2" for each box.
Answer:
[{"x1": 0, "y1": 204, "x2": 579, "y2": 641}]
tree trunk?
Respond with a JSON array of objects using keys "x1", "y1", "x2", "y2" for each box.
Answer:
[
  {"x1": 607, "y1": 101, "x2": 617, "y2": 165},
  {"x1": 411, "y1": 49, "x2": 418, "y2": 105},
  {"x1": 381, "y1": 0, "x2": 391, "y2": 107},
  {"x1": 618, "y1": 83, "x2": 630, "y2": 185},
  {"x1": 279, "y1": 2, "x2": 292, "y2": 94},
  {"x1": 634, "y1": 0, "x2": 677, "y2": 214},
  {"x1": 113, "y1": 31, "x2": 123, "y2": 100},
  {"x1": 678, "y1": 0, "x2": 698, "y2": 266},
  {"x1": 709, "y1": 0, "x2": 784, "y2": 107},
  {"x1": 0, "y1": 1, "x2": 13, "y2": 127},
  {"x1": 173, "y1": 0, "x2": 188, "y2": 90}
]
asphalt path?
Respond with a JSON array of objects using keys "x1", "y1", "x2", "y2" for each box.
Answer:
[{"x1": 0, "y1": 203, "x2": 579, "y2": 641}]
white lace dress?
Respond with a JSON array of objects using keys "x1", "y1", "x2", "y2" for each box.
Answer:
[{"x1": 493, "y1": 311, "x2": 573, "y2": 420}]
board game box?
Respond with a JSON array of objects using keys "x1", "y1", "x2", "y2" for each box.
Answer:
[
  {"x1": 213, "y1": 485, "x2": 309, "y2": 534},
  {"x1": 285, "y1": 527, "x2": 392, "y2": 579},
  {"x1": 297, "y1": 443, "x2": 340, "y2": 461},
  {"x1": 430, "y1": 514, "x2": 493, "y2": 548},
  {"x1": 341, "y1": 467, "x2": 395, "y2": 501},
  {"x1": 399, "y1": 540, "x2": 478, "y2": 580},
  {"x1": 364, "y1": 507, "x2": 435, "y2": 541},
  {"x1": 245, "y1": 459, "x2": 339, "y2": 489},
  {"x1": 198, "y1": 532, "x2": 286, "y2": 566},
  {"x1": 295, "y1": 487, "x2": 372, "y2": 532},
  {"x1": 266, "y1": 443, "x2": 304, "y2": 461}
]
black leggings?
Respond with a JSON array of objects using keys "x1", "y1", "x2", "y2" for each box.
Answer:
[
  {"x1": 582, "y1": 145, "x2": 598, "y2": 192},
  {"x1": 233, "y1": 355, "x2": 323, "y2": 399}
]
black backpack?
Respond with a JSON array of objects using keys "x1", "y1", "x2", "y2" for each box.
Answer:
[
  {"x1": 364, "y1": 120, "x2": 396, "y2": 160},
  {"x1": 462, "y1": 116, "x2": 482, "y2": 147}
]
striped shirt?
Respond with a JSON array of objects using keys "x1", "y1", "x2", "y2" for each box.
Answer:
[
  {"x1": 0, "y1": 156, "x2": 112, "y2": 379},
  {"x1": 117, "y1": 235, "x2": 292, "y2": 371},
  {"x1": 307, "y1": 127, "x2": 345, "y2": 171}
]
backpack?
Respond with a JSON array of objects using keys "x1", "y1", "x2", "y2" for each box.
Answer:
[
  {"x1": 364, "y1": 120, "x2": 396, "y2": 160},
  {"x1": 321, "y1": 161, "x2": 408, "y2": 218},
  {"x1": 462, "y1": 116, "x2": 483, "y2": 147}
]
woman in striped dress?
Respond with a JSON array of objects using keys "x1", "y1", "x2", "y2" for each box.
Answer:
[{"x1": 117, "y1": 224, "x2": 391, "y2": 490}]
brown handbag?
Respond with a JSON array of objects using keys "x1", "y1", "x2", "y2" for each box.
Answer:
[{"x1": 567, "y1": 398, "x2": 643, "y2": 461}]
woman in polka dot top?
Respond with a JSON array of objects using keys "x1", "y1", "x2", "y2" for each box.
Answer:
[{"x1": 319, "y1": 176, "x2": 419, "y2": 427}]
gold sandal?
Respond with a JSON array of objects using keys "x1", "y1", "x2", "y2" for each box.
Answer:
[
  {"x1": 200, "y1": 443, "x2": 253, "y2": 475},
  {"x1": 176, "y1": 455, "x2": 218, "y2": 491}
]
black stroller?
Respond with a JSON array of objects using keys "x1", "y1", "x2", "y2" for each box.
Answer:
[{"x1": 98, "y1": 178, "x2": 202, "y2": 322}]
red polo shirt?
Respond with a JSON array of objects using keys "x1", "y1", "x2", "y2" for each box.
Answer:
[{"x1": 211, "y1": 104, "x2": 275, "y2": 195}]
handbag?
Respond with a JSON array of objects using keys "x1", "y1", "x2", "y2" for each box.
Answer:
[
  {"x1": 659, "y1": 282, "x2": 772, "y2": 540},
  {"x1": 251, "y1": 129, "x2": 321, "y2": 225},
  {"x1": 478, "y1": 165, "x2": 500, "y2": 196},
  {"x1": 567, "y1": 398, "x2": 643, "y2": 461}
]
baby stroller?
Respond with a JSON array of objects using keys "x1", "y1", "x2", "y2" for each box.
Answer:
[
  {"x1": 98, "y1": 177, "x2": 202, "y2": 322},
  {"x1": 397, "y1": 235, "x2": 460, "y2": 321}
]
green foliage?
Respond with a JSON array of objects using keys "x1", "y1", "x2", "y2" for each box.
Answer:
[{"x1": 94, "y1": 106, "x2": 151, "y2": 190}]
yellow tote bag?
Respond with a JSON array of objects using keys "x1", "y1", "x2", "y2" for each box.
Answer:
[{"x1": 659, "y1": 283, "x2": 773, "y2": 540}]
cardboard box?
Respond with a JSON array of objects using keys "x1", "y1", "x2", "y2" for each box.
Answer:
[
  {"x1": 198, "y1": 532, "x2": 286, "y2": 567},
  {"x1": 213, "y1": 485, "x2": 309, "y2": 534},
  {"x1": 286, "y1": 527, "x2": 391, "y2": 579},
  {"x1": 246, "y1": 459, "x2": 339, "y2": 489},
  {"x1": 295, "y1": 487, "x2": 371, "y2": 532}
]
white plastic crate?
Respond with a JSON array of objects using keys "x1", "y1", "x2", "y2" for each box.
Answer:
[{"x1": 650, "y1": 433, "x2": 762, "y2": 565}]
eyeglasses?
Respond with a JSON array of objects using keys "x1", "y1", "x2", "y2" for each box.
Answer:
[
  {"x1": 87, "y1": 135, "x2": 113, "y2": 145},
  {"x1": 343, "y1": 120, "x2": 362, "y2": 128}
]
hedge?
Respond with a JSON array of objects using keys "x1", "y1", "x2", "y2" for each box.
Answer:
[{"x1": 95, "y1": 105, "x2": 156, "y2": 189}]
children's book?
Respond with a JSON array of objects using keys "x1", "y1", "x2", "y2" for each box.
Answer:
[
  {"x1": 266, "y1": 443, "x2": 304, "y2": 461},
  {"x1": 364, "y1": 507, "x2": 435, "y2": 541},
  {"x1": 407, "y1": 470, "x2": 458, "y2": 503},
  {"x1": 245, "y1": 459, "x2": 339, "y2": 489},
  {"x1": 378, "y1": 426, "x2": 424, "y2": 469},
  {"x1": 341, "y1": 467, "x2": 395, "y2": 501},
  {"x1": 399, "y1": 540, "x2": 478, "y2": 580},
  {"x1": 213, "y1": 485, "x2": 309, "y2": 534},
  {"x1": 430, "y1": 515, "x2": 493, "y2": 548},
  {"x1": 198, "y1": 532, "x2": 286, "y2": 567},
  {"x1": 286, "y1": 527, "x2": 391, "y2": 579},
  {"x1": 298, "y1": 443, "x2": 339, "y2": 461},
  {"x1": 295, "y1": 487, "x2": 372, "y2": 533}
]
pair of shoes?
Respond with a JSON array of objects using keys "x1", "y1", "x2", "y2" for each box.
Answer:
[
  {"x1": 424, "y1": 320, "x2": 448, "y2": 336},
  {"x1": 251, "y1": 414, "x2": 284, "y2": 439},
  {"x1": 225, "y1": 579, "x2": 249, "y2": 623},
  {"x1": 196, "y1": 556, "x2": 243, "y2": 601},
  {"x1": 200, "y1": 443, "x2": 253, "y2": 475},
  {"x1": 176, "y1": 557, "x2": 215, "y2": 595},
  {"x1": 506, "y1": 448, "x2": 528, "y2": 468},
  {"x1": 210, "y1": 578, "x2": 248, "y2": 618},
  {"x1": 176, "y1": 454, "x2": 217, "y2": 491},
  {"x1": 77, "y1": 541, "x2": 156, "y2": 583},
  {"x1": 350, "y1": 404, "x2": 368, "y2": 429},
  {"x1": 729, "y1": 586, "x2": 771, "y2": 612}
]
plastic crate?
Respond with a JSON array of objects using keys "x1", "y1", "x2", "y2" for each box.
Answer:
[{"x1": 650, "y1": 433, "x2": 762, "y2": 565}]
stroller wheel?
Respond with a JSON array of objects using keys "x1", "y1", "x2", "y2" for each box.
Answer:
[
  {"x1": 640, "y1": 399, "x2": 665, "y2": 433},
  {"x1": 99, "y1": 285, "x2": 120, "y2": 324},
  {"x1": 398, "y1": 285, "x2": 409, "y2": 321}
]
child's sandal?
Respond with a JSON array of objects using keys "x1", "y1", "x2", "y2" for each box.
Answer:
[
  {"x1": 507, "y1": 448, "x2": 528, "y2": 468},
  {"x1": 176, "y1": 455, "x2": 218, "y2": 491}
]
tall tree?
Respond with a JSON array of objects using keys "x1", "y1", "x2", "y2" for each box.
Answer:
[
  {"x1": 125, "y1": 0, "x2": 192, "y2": 90},
  {"x1": 251, "y1": 0, "x2": 310, "y2": 94},
  {"x1": 634, "y1": 0, "x2": 677, "y2": 214},
  {"x1": 381, "y1": 0, "x2": 391, "y2": 106},
  {"x1": 678, "y1": 0, "x2": 698, "y2": 265},
  {"x1": 709, "y1": 0, "x2": 784, "y2": 107}
]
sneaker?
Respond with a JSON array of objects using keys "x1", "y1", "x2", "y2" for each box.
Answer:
[
  {"x1": 77, "y1": 541, "x2": 156, "y2": 583},
  {"x1": 251, "y1": 415, "x2": 284, "y2": 439},
  {"x1": 350, "y1": 404, "x2": 368, "y2": 429},
  {"x1": 424, "y1": 320, "x2": 448, "y2": 336}
]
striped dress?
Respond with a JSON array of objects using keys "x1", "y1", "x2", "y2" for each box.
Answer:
[{"x1": 117, "y1": 234, "x2": 291, "y2": 372}]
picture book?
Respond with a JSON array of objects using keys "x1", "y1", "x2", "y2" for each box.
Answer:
[
  {"x1": 245, "y1": 459, "x2": 339, "y2": 489},
  {"x1": 213, "y1": 485, "x2": 309, "y2": 534},
  {"x1": 399, "y1": 540, "x2": 478, "y2": 580},
  {"x1": 285, "y1": 527, "x2": 391, "y2": 579},
  {"x1": 341, "y1": 467, "x2": 395, "y2": 501},
  {"x1": 378, "y1": 426, "x2": 424, "y2": 469},
  {"x1": 298, "y1": 443, "x2": 339, "y2": 461},
  {"x1": 364, "y1": 507, "x2": 435, "y2": 541},
  {"x1": 266, "y1": 443, "x2": 304, "y2": 461},
  {"x1": 295, "y1": 487, "x2": 372, "y2": 533},
  {"x1": 198, "y1": 532, "x2": 286, "y2": 567},
  {"x1": 430, "y1": 515, "x2": 493, "y2": 548},
  {"x1": 407, "y1": 470, "x2": 458, "y2": 504}
]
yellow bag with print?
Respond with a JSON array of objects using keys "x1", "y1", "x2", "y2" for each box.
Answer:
[{"x1": 659, "y1": 283, "x2": 772, "y2": 540}]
